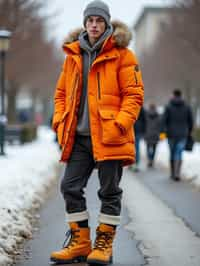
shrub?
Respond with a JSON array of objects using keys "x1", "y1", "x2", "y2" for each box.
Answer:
[{"x1": 20, "y1": 123, "x2": 37, "y2": 144}]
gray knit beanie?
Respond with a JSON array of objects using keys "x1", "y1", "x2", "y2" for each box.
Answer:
[{"x1": 83, "y1": 0, "x2": 111, "y2": 26}]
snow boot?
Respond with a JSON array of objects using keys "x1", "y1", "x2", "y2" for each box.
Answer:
[
  {"x1": 174, "y1": 160, "x2": 182, "y2": 181},
  {"x1": 170, "y1": 160, "x2": 175, "y2": 180},
  {"x1": 148, "y1": 160, "x2": 153, "y2": 168},
  {"x1": 87, "y1": 223, "x2": 116, "y2": 265},
  {"x1": 50, "y1": 222, "x2": 91, "y2": 264}
]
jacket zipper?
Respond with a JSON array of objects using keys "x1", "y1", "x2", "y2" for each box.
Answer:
[
  {"x1": 71, "y1": 73, "x2": 79, "y2": 101},
  {"x1": 61, "y1": 73, "x2": 79, "y2": 145},
  {"x1": 61, "y1": 73, "x2": 79, "y2": 150},
  {"x1": 134, "y1": 72, "x2": 138, "y2": 85},
  {"x1": 97, "y1": 72, "x2": 101, "y2": 99}
]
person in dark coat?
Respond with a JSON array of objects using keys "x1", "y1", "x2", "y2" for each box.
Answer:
[
  {"x1": 133, "y1": 107, "x2": 146, "y2": 171},
  {"x1": 145, "y1": 103, "x2": 161, "y2": 168},
  {"x1": 162, "y1": 89, "x2": 193, "y2": 181}
]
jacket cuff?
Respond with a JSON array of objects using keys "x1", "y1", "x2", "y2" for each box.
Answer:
[
  {"x1": 115, "y1": 114, "x2": 135, "y2": 132},
  {"x1": 52, "y1": 113, "x2": 62, "y2": 132}
]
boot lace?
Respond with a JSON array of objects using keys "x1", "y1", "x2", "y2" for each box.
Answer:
[
  {"x1": 62, "y1": 229, "x2": 80, "y2": 249},
  {"x1": 94, "y1": 231, "x2": 114, "y2": 251}
]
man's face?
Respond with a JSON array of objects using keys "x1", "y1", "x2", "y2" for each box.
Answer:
[{"x1": 85, "y1": 16, "x2": 106, "y2": 43}]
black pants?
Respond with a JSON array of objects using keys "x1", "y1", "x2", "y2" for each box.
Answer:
[
  {"x1": 60, "y1": 134, "x2": 123, "y2": 225},
  {"x1": 146, "y1": 143, "x2": 157, "y2": 161}
]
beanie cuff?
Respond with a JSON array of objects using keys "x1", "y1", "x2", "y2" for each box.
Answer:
[{"x1": 83, "y1": 7, "x2": 110, "y2": 26}]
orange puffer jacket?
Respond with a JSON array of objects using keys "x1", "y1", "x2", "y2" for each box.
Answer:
[{"x1": 52, "y1": 21, "x2": 144, "y2": 166}]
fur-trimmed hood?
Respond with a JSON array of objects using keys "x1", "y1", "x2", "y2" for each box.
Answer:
[{"x1": 63, "y1": 20, "x2": 132, "y2": 48}]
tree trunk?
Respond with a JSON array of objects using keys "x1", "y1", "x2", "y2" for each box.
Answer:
[{"x1": 7, "y1": 82, "x2": 18, "y2": 124}]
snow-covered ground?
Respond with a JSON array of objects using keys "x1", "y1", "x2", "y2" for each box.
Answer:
[
  {"x1": 0, "y1": 128, "x2": 200, "y2": 265},
  {"x1": 0, "y1": 127, "x2": 60, "y2": 266},
  {"x1": 140, "y1": 140, "x2": 200, "y2": 188}
]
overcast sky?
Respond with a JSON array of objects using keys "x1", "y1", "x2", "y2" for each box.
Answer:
[{"x1": 46, "y1": 0, "x2": 169, "y2": 45}]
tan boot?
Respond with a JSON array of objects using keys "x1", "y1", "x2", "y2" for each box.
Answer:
[
  {"x1": 87, "y1": 223, "x2": 116, "y2": 265},
  {"x1": 50, "y1": 222, "x2": 91, "y2": 264}
]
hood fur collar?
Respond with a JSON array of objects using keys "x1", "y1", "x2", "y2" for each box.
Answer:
[{"x1": 64, "y1": 20, "x2": 132, "y2": 48}]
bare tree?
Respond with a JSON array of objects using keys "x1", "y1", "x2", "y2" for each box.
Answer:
[
  {"x1": 174, "y1": 0, "x2": 200, "y2": 55},
  {"x1": 0, "y1": 0, "x2": 61, "y2": 123},
  {"x1": 140, "y1": 0, "x2": 200, "y2": 118}
]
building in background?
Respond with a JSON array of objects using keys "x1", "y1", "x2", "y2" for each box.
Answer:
[
  {"x1": 133, "y1": 6, "x2": 184, "y2": 107},
  {"x1": 133, "y1": 6, "x2": 200, "y2": 127},
  {"x1": 134, "y1": 7, "x2": 173, "y2": 57}
]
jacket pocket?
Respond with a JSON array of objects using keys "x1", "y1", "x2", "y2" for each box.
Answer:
[
  {"x1": 57, "y1": 109, "x2": 70, "y2": 146},
  {"x1": 98, "y1": 109, "x2": 128, "y2": 145}
]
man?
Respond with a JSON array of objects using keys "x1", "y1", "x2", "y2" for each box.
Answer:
[
  {"x1": 51, "y1": 0, "x2": 144, "y2": 264},
  {"x1": 145, "y1": 103, "x2": 160, "y2": 168},
  {"x1": 162, "y1": 89, "x2": 193, "y2": 181}
]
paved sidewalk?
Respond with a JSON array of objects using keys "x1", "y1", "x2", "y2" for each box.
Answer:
[{"x1": 15, "y1": 168, "x2": 145, "y2": 266}]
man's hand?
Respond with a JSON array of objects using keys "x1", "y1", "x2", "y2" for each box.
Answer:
[{"x1": 115, "y1": 121, "x2": 126, "y2": 135}]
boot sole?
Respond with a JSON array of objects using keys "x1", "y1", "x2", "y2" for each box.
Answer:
[
  {"x1": 87, "y1": 256, "x2": 113, "y2": 265},
  {"x1": 50, "y1": 255, "x2": 87, "y2": 264},
  {"x1": 170, "y1": 176, "x2": 180, "y2": 181}
]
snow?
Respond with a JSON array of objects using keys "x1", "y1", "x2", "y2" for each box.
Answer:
[
  {"x1": 0, "y1": 126, "x2": 60, "y2": 265},
  {"x1": 0, "y1": 127, "x2": 199, "y2": 265},
  {"x1": 141, "y1": 140, "x2": 200, "y2": 188}
]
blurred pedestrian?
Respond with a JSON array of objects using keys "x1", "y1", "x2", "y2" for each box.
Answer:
[
  {"x1": 133, "y1": 107, "x2": 146, "y2": 171},
  {"x1": 145, "y1": 103, "x2": 161, "y2": 168},
  {"x1": 161, "y1": 89, "x2": 193, "y2": 181},
  {"x1": 51, "y1": 0, "x2": 144, "y2": 265}
]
